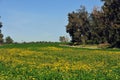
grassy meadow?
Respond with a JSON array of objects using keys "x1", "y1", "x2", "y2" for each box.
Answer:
[{"x1": 0, "y1": 43, "x2": 120, "y2": 80}]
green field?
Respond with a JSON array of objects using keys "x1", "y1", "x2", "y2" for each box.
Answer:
[{"x1": 0, "y1": 43, "x2": 120, "y2": 80}]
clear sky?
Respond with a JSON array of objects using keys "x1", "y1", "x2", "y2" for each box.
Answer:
[{"x1": 0, "y1": 0, "x2": 103, "y2": 42}]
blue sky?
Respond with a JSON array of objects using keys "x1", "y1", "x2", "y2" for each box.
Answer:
[{"x1": 0, "y1": 0, "x2": 103, "y2": 42}]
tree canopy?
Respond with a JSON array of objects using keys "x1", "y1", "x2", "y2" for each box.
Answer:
[
  {"x1": 5, "y1": 36, "x2": 14, "y2": 44},
  {"x1": 0, "y1": 19, "x2": 3, "y2": 44},
  {"x1": 66, "y1": 0, "x2": 120, "y2": 47}
]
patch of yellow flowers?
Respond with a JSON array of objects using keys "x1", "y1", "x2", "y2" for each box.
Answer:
[
  {"x1": 0, "y1": 48, "x2": 43, "y2": 66},
  {"x1": 40, "y1": 47, "x2": 63, "y2": 51},
  {"x1": 39, "y1": 60, "x2": 92, "y2": 72},
  {"x1": 0, "y1": 47, "x2": 91, "y2": 72},
  {"x1": 0, "y1": 46, "x2": 120, "y2": 79}
]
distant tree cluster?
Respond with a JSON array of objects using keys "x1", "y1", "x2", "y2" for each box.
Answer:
[
  {"x1": 0, "y1": 18, "x2": 3, "y2": 44},
  {"x1": 0, "y1": 18, "x2": 13, "y2": 44},
  {"x1": 66, "y1": 0, "x2": 120, "y2": 47},
  {"x1": 5, "y1": 36, "x2": 14, "y2": 44},
  {"x1": 59, "y1": 36, "x2": 69, "y2": 42}
]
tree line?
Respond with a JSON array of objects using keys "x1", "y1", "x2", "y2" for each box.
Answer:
[
  {"x1": 66, "y1": 0, "x2": 120, "y2": 47},
  {"x1": 0, "y1": 18, "x2": 13, "y2": 44}
]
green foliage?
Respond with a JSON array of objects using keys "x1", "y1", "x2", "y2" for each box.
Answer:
[
  {"x1": 101, "y1": 0, "x2": 120, "y2": 47},
  {"x1": 66, "y1": 6, "x2": 90, "y2": 44},
  {"x1": 0, "y1": 20, "x2": 3, "y2": 44},
  {"x1": 59, "y1": 36, "x2": 69, "y2": 42},
  {"x1": 5, "y1": 36, "x2": 14, "y2": 44},
  {"x1": 66, "y1": 0, "x2": 120, "y2": 47},
  {"x1": 0, "y1": 34, "x2": 3, "y2": 44},
  {"x1": 0, "y1": 22, "x2": 2, "y2": 28}
]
